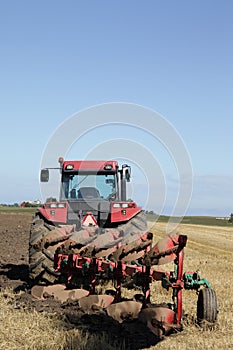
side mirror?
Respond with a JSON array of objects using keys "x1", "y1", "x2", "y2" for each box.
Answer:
[
  {"x1": 122, "y1": 164, "x2": 131, "y2": 182},
  {"x1": 40, "y1": 169, "x2": 49, "y2": 182},
  {"x1": 125, "y1": 167, "x2": 131, "y2": 182}
]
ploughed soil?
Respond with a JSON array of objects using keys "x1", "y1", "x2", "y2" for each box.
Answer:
[
  {"x1": 0, "y1": 213, "x2": 30, "y2": 291},
  {"x1": 0, "y1": 213, "x2": 160, "y2": 350}
]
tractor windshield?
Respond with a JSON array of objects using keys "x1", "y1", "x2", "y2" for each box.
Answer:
[{"x1": 61, "y1": 172, "x2": 117, "y2": 201}]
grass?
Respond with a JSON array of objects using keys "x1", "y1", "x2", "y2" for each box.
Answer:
[
  {"x1": 180, "y1": 216, "x2": 231, "y2": 226},
  {"x1": 146, "y1": 213, "x2": 232, "y2": 227},
  {"x1": 0, "y1": 213, "x2": 233, "y2": 349},
  {"x1": 0, "y1": 206, "x2": 36, "y2": 215},
  {"x1": 0, "y1": 290, "x2": 68, "y2": 350},
  {"x1": 148, "y1": 221, "x2": 233, "y2": 349},
  {"x1": 0, "y1": 206, "x2": 231, "y2": 227},
  {"x1": 0, "y1": 289, "x2": 121, "y2": 350},
  {"x1": 1, "y1": 221, "x2": 232, "y2": 349}
]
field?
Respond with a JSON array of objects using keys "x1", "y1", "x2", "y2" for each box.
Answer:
[{"x1": 0, "y1": 210, "x2": 232, "y2": 349}]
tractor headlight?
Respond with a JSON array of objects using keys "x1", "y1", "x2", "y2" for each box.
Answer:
[
  {"x1": 104, "y1": 164, "x2": 112, "y2": 170},
  {"x1": 50, "y1": 203, "x2": 57, "y2": 208},
  {"x1": 121, "y1": 203, "x2": 128, "y2": 208},
  {"x1": 66, "y1": 164, "x2": 74, "y2": 170},
  {"x1": 58, "y1": 203, "x2": 66, "y2": 208},
  {"x1": 113, "y1": 203, "x2": 121, "y2": 208}
]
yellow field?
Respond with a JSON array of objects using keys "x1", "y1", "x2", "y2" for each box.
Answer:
[
  {"x1": 149, "y1": 222, "x2": 233, "y2": 350},
  {"x1": 0, "y1": 222, "x2": 232, "y2": 349}
]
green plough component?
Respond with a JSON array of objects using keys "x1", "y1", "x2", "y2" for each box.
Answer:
[
  {"x1": 183, "y1": 272, "x2": 211, "y2": 290},
  {"x1": 161, "y1": 271, "x2": 211, "y2": 291}
]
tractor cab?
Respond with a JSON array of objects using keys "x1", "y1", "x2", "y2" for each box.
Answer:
[
  {"x1": 60, "y1": 160, "x2": 120, "y2": 201},
  {"x1": 40, "y1": 158, "x2": 141, "y2": 227}
]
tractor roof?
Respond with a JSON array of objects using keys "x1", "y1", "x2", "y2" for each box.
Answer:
[{"x1": 62, "y1": 160, "x2": 118, "y2": 172}]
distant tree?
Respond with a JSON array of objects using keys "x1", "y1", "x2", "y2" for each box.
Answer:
[
  {"x1": 46, "y1": 197, "x2": 57, "y2": 203},
  {"x1": 229, "y1": 213, "x2": 233, "y2": 223}
]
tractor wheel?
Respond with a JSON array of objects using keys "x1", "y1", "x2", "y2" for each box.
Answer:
[
  {"x1": 29, "y1": 214, "x2": 68, "y2": 285},
  {"x1": 119, "y1": 211, "x2": 148, "y2": 242},
  {"x1": 129, "y1": 211, "x2": 148, "y2": 232},
  {"x1": 63, "y1": 211, "x2": 148, "y2": 251},
  {"x1": 197, "y1": 288, "x2": 218, "y2": 324}
]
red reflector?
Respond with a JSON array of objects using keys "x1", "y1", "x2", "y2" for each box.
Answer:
[{"x1": 128, "y1": 202, "x2": 136, "y2": 208}]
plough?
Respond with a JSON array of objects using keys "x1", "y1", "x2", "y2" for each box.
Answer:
[{"x1": 30, "y1": 158, "x2": 218, "y2": 339}]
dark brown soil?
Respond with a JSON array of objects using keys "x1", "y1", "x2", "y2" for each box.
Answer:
[
  {"x1": 0, "y1": 213, "x2": 160, "y2": 350},
  {"x1": 0, "y1": 213, "x2": 30, "y2": 291},
  {"x1": 0, "y1": 213, "x2": 62, "y2": 311}
]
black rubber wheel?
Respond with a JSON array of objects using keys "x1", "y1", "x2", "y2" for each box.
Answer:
[
  {"x1": 119, "y1": 211, "x2": 148, "y2": 237},
  {"x1": 65, "y1": 211, "x2": 148, "y2": 252},
  {"x1": 29, "y1": 213, "x2": 67, "y2": 285},
  {"x1": 29, "y1": 211, "x2": 147, "y2": 284},
  {"x1": 130, "y1": 211, "x2": 148, "y2": 231},
  {"x1": 197, "y1": 288, "x2": 218, "y2": 323}
]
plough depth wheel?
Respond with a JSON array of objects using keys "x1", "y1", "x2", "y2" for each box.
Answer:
[{"x1": 197, "y1": 288, "x2": 218, "y2": 323}]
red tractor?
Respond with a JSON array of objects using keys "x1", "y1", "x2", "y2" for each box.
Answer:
[{"x1": 29, "y1": 158, "x2": 218, "y2": 336}]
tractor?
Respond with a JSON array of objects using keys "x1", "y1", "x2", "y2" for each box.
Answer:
[{"x1": 29, "y1": 158, "x2": 218, "y2": 337}]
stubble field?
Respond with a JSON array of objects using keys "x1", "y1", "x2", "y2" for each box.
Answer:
[{"x1": 0, "y1": 212, "x2": 232, "y2": 349}]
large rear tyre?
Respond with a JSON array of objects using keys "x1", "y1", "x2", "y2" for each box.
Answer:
[
  {"x1": 197, "y1": 288, "x2": 218, "y2": 324},
  {"x1": 118, "y1": 211, "x2": 148, "y2": 243},
  {"x1": 29, "y1": 213, "x2": 68, "y2": 285},
  {"x1": 65, "y1": 211, "x2": 148, "y2": 251},
  {"x1": 129, "y1": 210, "x2": 148, "y2": 232},
  {"x1": 29, "y1": 211, "x2": 148, "y2": 285}
]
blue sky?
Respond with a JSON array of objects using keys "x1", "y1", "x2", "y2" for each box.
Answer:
[{"x1": 0, "y1": 1, "x2": 232, "y2": 216}]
